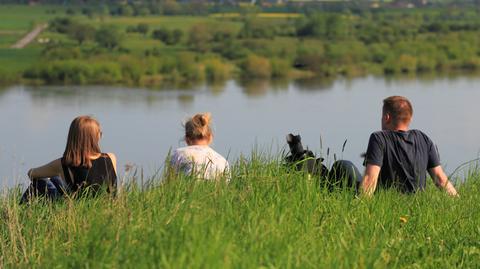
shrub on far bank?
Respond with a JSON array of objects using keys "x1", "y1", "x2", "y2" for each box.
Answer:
[
  {"x1": 118, "y1": 55, "x2": 145, "y2": 84},
  {"x1": 241, "y1": 54, "x2": 271, "y2": 79},
  {"x1": 270, "y1": 58, "x2": 291, "y2": 78},
  {"x1": 398, "y1": 54, "x2": 418, "y2": 73},
  {"x1": 384, "y1": 54, "x2": 418, "y2": 74},
  {"x1": 188, "y1": 24, "x2": 213, "y2": 52},
  {"x1": 0, "y1": 70, "x2": 18, "y2": 84},
  {"x1": 24, "y1": 60, "x2": 123, "y2": 85},
  {"x1": 294, "y1": 48, "x2": 330, "y2": 75},
  {"x1": 176, "y1": 53, "x2": 204, "y2": 81},
  {"x1": 204, "y1": 58, "x2": 231, "y2": 81}
]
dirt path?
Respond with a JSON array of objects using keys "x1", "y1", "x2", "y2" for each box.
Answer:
[{"x1": 10, "y1": 24, "x2": 48, "y2": 49}]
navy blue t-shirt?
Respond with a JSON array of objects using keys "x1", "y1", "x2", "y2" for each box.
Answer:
[{"x1": 365, "y1": 129, "x2": 441, "y2": 193}]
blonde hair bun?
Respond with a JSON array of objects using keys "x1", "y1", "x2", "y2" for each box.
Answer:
[
  {"x1": 193, "y1": 112, "x2": 211, "y2": 127},
  {"x1": 185, "y1": 112, "x2": 213, "y2": 142}
]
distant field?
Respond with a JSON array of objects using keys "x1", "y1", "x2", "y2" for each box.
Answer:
[
  {"x1": 210, "y1": 12, "x2": 302, "y2": 19},
  {"x1": 0, "y1": 5, "x2": 62, "y2": 31},
  {"x1": 83, "y1": 16, "x2": 244, "y2": 32},
  {"x1": 0, "y1": 48, "x2": 41, "y2": 72},
  {"x1": 0, "y1": 33, "x2": 22, "y2": 48}
]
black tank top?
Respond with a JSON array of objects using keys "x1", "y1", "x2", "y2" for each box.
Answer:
[{"x1": 61, "y1": 153, "x2": 117, "y2": 195}]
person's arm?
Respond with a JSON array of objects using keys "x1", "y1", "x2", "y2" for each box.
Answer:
[
  {"x1": 27, "y1": 159, "x2": 63, "y2": 180},
  {"x1": 361, "y1": 133, "x2": 384, "y2": 197},
  {"x1": 361, "y1": 164, "x2": 381, "y2": 197},
  {"x1": 424, "y1": 134, "x2": 457, "y2": 196},
  {"x1": 428, "y1": 166, "x2": 458, "y2": 196}
]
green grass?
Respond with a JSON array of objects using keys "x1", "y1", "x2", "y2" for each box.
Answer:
[
  {"x1": 0, "y1": 5, "x2": 62, "y2": 31},
  {"x1": 0, "y1": 48, "x2": 41, "y2": 73},
  {"x1": 82, "y1": 16, "x2": 243, "y2": 32},
  {"x1": 1, "y1": 159, "x2": 479, "y2": 268},
  {"x1": 0, "y1": 33, "x2": 22, "y2": 48}
]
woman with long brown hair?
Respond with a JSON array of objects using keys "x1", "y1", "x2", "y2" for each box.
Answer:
[{"x1": 21, "y1": 115, "x2": 117, "y2": 202}]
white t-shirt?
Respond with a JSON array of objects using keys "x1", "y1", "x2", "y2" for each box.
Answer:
[{"x1": 170, "y1": 145, "x2": 230, "y2": 180}]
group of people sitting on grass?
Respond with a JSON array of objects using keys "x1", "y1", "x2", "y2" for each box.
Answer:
[{"x1": 22, "y1": 95, "x2": 458, "y2": 203}]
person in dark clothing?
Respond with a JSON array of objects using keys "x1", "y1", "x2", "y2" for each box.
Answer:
[
  {"x1": 21, "y1": 116, "x2": 117, "y2": 203},
  {"x1": 362, "y1": 96, "x2": 458, "y2": 196}
]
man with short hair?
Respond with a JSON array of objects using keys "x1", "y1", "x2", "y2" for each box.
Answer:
[{"x1": 362, "y1": 96, "x2": 458, "y2": 196}]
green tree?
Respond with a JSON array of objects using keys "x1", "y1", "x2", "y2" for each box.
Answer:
[
  {"x1": 120, "y1": 5, "x2": 134, "y2": 16},
  {"x1": 137, "y1": 23, "x2": 149, "y2": 36},
  {"x1": 188, "y1": 24, "x2": 212, "y2": 52},
  {"x1": 95, "y1": 26, "x2": 123, "y2": 49},
  {"x1": 68, "y1": 24, "x2": 95, "y2": 45},
  {"x1": 152, "y1": 28, "x2": 183, "y2": 45}
]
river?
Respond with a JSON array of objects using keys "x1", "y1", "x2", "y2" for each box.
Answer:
[{"x1": 1, "y1": 76, "x2": 479, "y2": 189}]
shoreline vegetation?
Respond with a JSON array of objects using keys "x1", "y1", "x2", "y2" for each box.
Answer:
[
  {"x1": 2, "y1": 4, "x2": 480, "y2": 87},
  {"x1": 1, "y1": 158, "x2": 479, "y2": 267}
]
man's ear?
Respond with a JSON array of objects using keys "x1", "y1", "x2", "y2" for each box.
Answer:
[{"x1": 383, "y1": 113, "x2": 391, "y2": 123}]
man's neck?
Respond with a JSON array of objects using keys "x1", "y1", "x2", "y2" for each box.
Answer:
[{"x1": 392, "y1": 125, "x2": 409, "y2": 132}]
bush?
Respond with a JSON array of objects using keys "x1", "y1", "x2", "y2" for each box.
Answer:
[
  {"x1": 188, "y1": 24, "x2": 213, "y2": 52},
  {"x1": 369, "y1": 43, "x2": 390, "y2": 64},
  {"x1": 241, "y1": 54, "x2": 271, "y2": 79},
  {"x1": 214, "y1": 40, "x2": 250, "y2": 60},
  {"x1": 119, "y1": 5, "x2": 134, "y2": 16},
  {"x1": 294, "y1": 47, "x2": 328, "y2": 74},
  {"x1": 42, "y1": 61, "x2": 92, "y2": 84},
  {"x1": 42, "y1": 46, "x2": 82, "y2": 60},
  {"x1": 204, "y1": 58, "x2": 231, "y2": 81},
  {"x1": 0, "y1": 69, "x2": 17, "y2": 83},
  {"x1": 270, "y1": 58, "x2": 291, "y2": 78},
  {"x1": 24, "y1": 60, "x2": 123, "y2": 85},
  {"x1": 163, "y1": 1, "x2": 182, "y2": 15},
  {"x1": 68, "y1": 24, "x2": 96, "y2": 45},
  {"x1": 118, "y1": 55, "x2": 145, "y2": 84},
  {"x1": 152, "y1": 28, "x2": 183, "y2": 45},
  {"x1": 95, "y1": 26, "x2": 123, "y2": 49},
  {"x1": 137, "y1": 23, "x2": 150, "y2": 35},
  {"x1": 296, "y1": 13, "x2": 348, "y2": 39},
  {"x1": 239, "y1": 19, "x2": 275, "y2": 39},
  {"x1": 398, "y1": 54, "x2": 418, "y2": 73},
  {"x1": 91, "y1": 62, "x2": 122, "y2": 84},
  {"x1": 416, "y1": 56, "x2": 436, "y2": 72},
  {"x1": 176, "y1": 53, "x2": 204, "y2": 81},
  {"x1": 49, "y1": 17, "x2": 74, "y2": 34}
]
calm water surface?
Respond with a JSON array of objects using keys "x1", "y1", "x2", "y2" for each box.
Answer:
[{"x1": 1, "y1": 76, "x2": 479, "y2": 189}]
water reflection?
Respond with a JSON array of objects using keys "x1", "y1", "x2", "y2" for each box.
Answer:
[
  {"x1": 177, "y1": 94, "x2": 195, "y2": 107},
  {"x1": 208, "y1": 81, "x2": 227, "y2": 96},
  {"x1": 238, "y1": 79, "x2": 271, "y2": 97},
  {"x1": 292, "y1": 77, "x2": 335, "y2": 91}
]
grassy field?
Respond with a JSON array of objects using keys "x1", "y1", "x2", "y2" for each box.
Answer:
[
  {"x1": 85, "y1": 16, "x2": 243, "y2": 32},
  {"x1": 0, "y1": 5, "x2": 62, "y2": 31},
  {"x1": 1, "y1": 159, "x2": 479, "y2": 268}
]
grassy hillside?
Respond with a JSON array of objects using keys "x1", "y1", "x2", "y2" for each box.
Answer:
[{"x1": 1, "y1": 159, "x2": 479, "y2": 268}]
